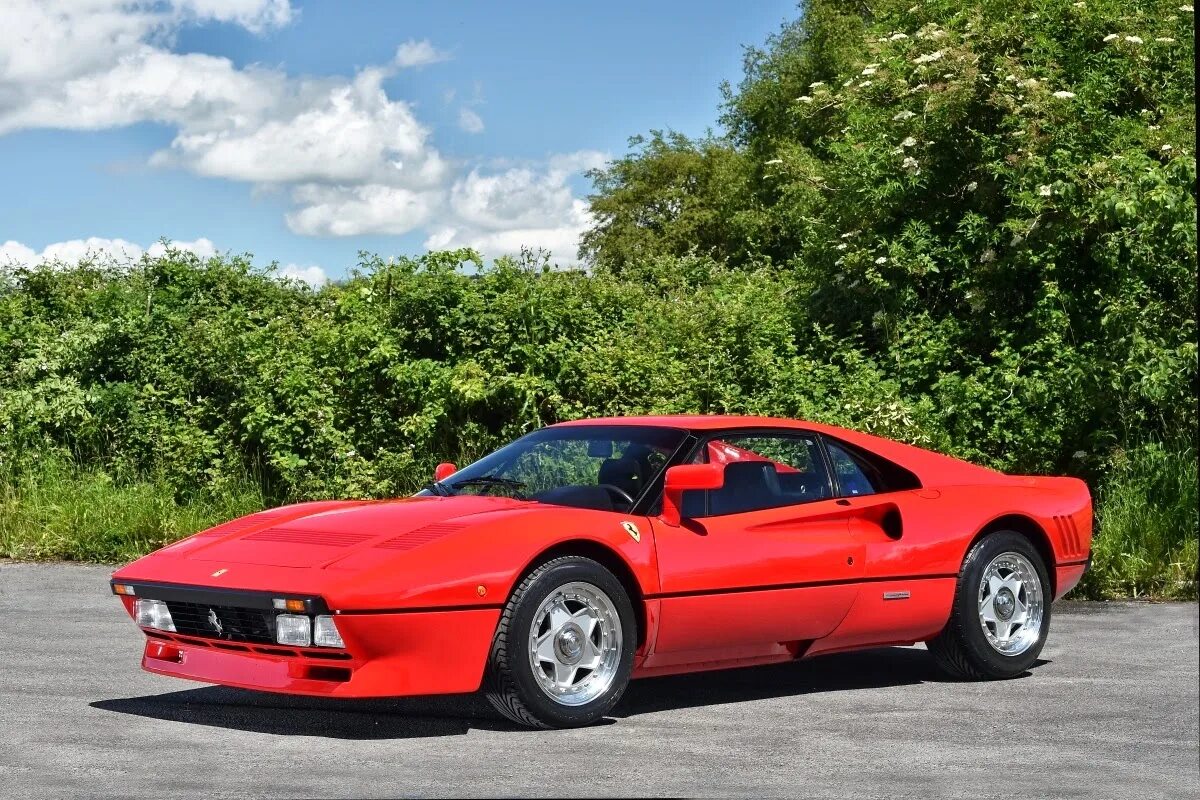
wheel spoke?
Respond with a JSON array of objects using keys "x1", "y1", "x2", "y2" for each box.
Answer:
[
  {"x1": 547, "y1": 599, "x2": 572, "y2": 631},
  {"x1": 573, "y1": 609, "x2": 598, "y2": 638},
  {"x1": 979, "y1": 595, "x2": 996, "y2": 623},
  {"x1": 993, "y1": 617, "x2": 1011, "y2": 642},
  {"x1": 553, "y1": 660, "x2": 577, "y2": 687},
  {"x1": 578, "y1": 635, "x2": 604, "y2": 670},
  {"x1": 534, "y1": 632, "x2": 558, "y2": 665},
  {"x1": 987, "y1": 575, "x2": 1004, "y2": 598}
]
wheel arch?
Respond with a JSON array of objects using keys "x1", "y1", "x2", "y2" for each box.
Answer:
[
  {"x1": 510, "y1": 539, "x2": 649, "y2": 651},
  {"x1": 967, "y1": 514, "x2": 1057, "y2": 596}
]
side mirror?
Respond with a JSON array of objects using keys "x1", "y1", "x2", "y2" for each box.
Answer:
[
  {"x1": 660, "y1": 463, "x2": 724, "y2": 527},
  {"x1": 434, "y1": 462, "x2": 457, "y2": 482}
]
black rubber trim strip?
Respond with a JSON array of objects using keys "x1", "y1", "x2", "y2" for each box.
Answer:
[
  {"x1": 333, "y1": 603, "x2": 505, "y2": 615},
  {"x1": 1059, "y1": 557, "x2": 1090, "y2": 567},
  {"x1": 112, "y1": 579, "x2": 330, "y2": 614},
  {"x1": 645, "y1": 572, "x2": 959, "y2": 600}
]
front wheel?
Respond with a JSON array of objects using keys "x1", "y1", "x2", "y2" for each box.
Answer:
[
  {"x1": 484, "y1": 556, "x2": 636, "y2": 728},
  {"x1": 927, "y1": 531, "x2": 1051, "y2": 680}
]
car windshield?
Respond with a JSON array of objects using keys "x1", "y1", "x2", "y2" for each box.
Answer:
[{"x1": 423, "y1": 425, "x2": 688, "y2": 512}]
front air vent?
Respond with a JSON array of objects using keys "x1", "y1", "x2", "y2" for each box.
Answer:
[
  {"x1": 196, "y1": 506, "x2": 302, "y2": 537},
  {"x1": 243, "y1": 528, "x2": 373, "y2": 547},
  {"x1": 375, "y1": 522, "x2": 465, "y2": 551}
]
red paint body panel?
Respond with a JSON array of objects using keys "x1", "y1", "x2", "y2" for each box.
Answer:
[{"x1": 111, "y1": 414, "x2": 1093, "y2": 699}]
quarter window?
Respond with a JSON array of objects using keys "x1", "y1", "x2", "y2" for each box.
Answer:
[{"x1": 826, "y1": 441, "x2": 878, "y2": 496}]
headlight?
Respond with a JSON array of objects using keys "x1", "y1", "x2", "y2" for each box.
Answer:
[
  {"x1": 134, "y1": 599, "x2": 176, "y2": 632},
  {"x1": 313, "y1": 615, "x2": 344, "y2": 648},
  {"x1": 275, "y1": 613, "x2": 311, "y2": 646}
]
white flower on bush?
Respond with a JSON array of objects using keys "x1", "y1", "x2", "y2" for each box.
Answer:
[
  {"x1": 1180, "y1": 4, "x2": 1193, "y2": 11},
  {"x1": 797, "y1": 95, "x2": 814, "y2": 103},
  {"x1": 764, "y1": 159, "x2": 784, "y2": 165},
  {"x1": 875, "y1": 256, "x2": 889, "y2": 264},
  {"x1": 862, "y1": 66, "x2": 878, "y2": 76},
  {"x1": 913, "y1": 50, "x2": 944, "y2": 64},
  {"x1": 967, "y1": 181, "x2": 978, "y2": 191},
  {"x1": 1103, "y1": 33, "x2": 1119, "y2": 42},
  {"x1": 901, "y1": 136, "x2": 917, "y2": 148},
  {"x1": 893, "y1": 110, "x2": 916, "y2": 121},
  {"x1": 859, "y1": 80, "x2": 873, "y2": 88},
  {"x1": 1053, "y1": 90, "x2": 1076, "y2": 99},
  {"x1": 902, "y1": 156, "x2": 920, "y2": 172},
  {"x1": 1161, "y1": 144, "x2": 1174, "y2": 152},
  {"x1": 889, "y1": 32, "x2": 909, "y2": 41},
  {"x1": 809, "y1": 81, "x2": 826, "y2": 89},
  {"x1": 1124, "y1": 35, "x2": 1143, "y2": 44},
  {"x1": 1155, "y1": 37, "x2": 1176, "y2": 42},
  {"x1": 1038, "y1": 185, "x2": 1053, "y2": 196},
  {"x1": 836, "y1": 243, "x2": 848, "y2": 250}
]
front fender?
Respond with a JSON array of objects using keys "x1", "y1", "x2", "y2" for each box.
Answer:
[{"x1": 321, "y1": 506, "x2": 659, "y2": 612}]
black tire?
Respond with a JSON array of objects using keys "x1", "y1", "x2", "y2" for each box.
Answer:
[
  {"x1": 927, "y1": 530, "x2": 1052, "y2": 680},
  {"x1": 484, "y1": 556, "x2": 636, "y2": 729}
]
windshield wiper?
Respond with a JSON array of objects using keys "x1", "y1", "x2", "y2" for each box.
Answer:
[
  {"x1": 421, "y1": 479, "x2": 456, "y2": 497},
  {"x1": 451, "y1": 475, "x2": 528, "y2": 499}
]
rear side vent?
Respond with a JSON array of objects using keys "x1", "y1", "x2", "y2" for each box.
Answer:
[
  {"x1": 1052, "y1": 515, "x2": 1083, "y2": 558},
  {"x1": 244, "y1": 528, "x2": 373, "y2": 547},
  {"x1": 375, "y1": 522, "x2": 465, "y2": 551}
]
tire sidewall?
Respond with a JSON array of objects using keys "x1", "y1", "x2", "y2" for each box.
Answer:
[
  {"x1": 955, "y1": 531, "x2": 1052, "y2": 677},
  {"x1": 506, "y1": 558, "x2": 636, "y2": 727}
]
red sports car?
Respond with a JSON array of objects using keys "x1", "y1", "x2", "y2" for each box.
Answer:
[{"x1": 111, "y1": 416, "x2": 1093, "y2": 728}]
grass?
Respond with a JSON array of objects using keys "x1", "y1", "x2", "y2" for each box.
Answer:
[
  {"x1": 1076, "y1": 439, "x2": 1198, "y2": 600},
  {"x1": 0, "y1": 457, "x2": 265, "y2": 563},
  {"x1": 1, "y1": 446, "x2": 1195, "y2": 600}
]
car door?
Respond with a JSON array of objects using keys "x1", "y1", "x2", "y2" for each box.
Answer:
[{"x1": 646, "y1": 431, "x2": 864, "y2": 664}]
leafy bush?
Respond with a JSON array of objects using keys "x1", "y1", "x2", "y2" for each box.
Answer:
[{"x1": 0, "y1": 1, "x2": 1194, "y2": 596}]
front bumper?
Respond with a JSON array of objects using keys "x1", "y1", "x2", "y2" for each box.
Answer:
[{"x1": 115, "y1": 581, "x2": 500, "y2": 697}]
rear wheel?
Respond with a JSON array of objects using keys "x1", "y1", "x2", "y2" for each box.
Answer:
[
  {"x1": 927, "y1": 531, "x2": 1051, "y2": 680},
  {"x1": 484, "y1": 556, "x2": 636, "y2": 728}
]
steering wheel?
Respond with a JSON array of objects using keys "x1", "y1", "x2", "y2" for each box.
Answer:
[{"x1": 596, "y1": 483, "x2": 636, "y2": 508}]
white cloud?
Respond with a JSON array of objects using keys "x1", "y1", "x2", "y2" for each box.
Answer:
[
  {"x1": 394, "y1": 39, "x2": 451, "y2": 68},
  {"x1": 458, "y1": 108, "x2": 485, "y2": 134},
  {"x1": 277, "y1": 263, "x2": 328, "y2": 286},
  {"x1": 0, "y1": 1, "x2": 605, "y2": 265},
  {"x1": 423, "y1": 151, "x2": 607, "y2": 263},
  {"x1": 0, "y1": 237, "x2": 216, "y2": 267},
  {"x1": 286, "y1": 184, "x2": 438, "y2": 236}
]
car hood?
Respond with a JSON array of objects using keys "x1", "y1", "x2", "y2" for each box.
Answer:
[{"x1": 155, "y1": 495, "x2": 536, "y2": 569}]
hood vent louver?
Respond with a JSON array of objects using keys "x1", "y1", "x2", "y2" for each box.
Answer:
[
  {"x1": 375, "y1": 522, "x2": 466, "y2": 551},
  {"x1": 243, "y1": 528, "x2": 373, "y2": 548}
]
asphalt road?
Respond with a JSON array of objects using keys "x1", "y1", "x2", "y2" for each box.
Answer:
[{"x1": 0, "y1": 563, "x2": 1196, "y2": 799}]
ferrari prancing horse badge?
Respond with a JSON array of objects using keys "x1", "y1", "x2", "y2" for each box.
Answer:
[{"x1": 621, "y1": 521, "x2": 641, "y2": 542}]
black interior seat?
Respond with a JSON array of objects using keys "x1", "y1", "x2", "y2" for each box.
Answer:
[
  {"x1": 708, "y1": 461, "x2": 782, "y2": 515},
  {"x1": 597, "y1": 456, "x2": 645, "y2": 500}
]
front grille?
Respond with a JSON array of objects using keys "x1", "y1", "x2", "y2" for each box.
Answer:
[{"x1": 165, "y1": 601, "x2": 276, "y2": 644}]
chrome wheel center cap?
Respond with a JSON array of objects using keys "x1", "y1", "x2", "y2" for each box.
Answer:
[
  {"x1": 994, "y1": 588, "x2": 1016, "y2": 620},
  {"x1": 555, "y1": 624, "x2": 584, "y2": 664}
]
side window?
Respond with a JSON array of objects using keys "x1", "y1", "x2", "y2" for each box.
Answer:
[
  {"x1": 699, "y1": 433, "x2": 833, "y2": 516},
  {"x1": 826, "y1": 441, "x2": 878, "y2": 497}
]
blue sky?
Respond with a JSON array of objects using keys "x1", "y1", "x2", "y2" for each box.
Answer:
[{"x1": 0, "y1": 0, "x2": 797, "y2": 283}]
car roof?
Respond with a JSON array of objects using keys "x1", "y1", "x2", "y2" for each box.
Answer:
[
  {"x1": 550, "y1": 415, "x2": 1006, "y2": 485},
  {"x1": 551, "y1": 414, "x2": 814, "y2": 431}
]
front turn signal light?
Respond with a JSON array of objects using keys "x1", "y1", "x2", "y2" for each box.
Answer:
[{"x1": 313, "y1": 615, "x2": 344, "y2": 648}]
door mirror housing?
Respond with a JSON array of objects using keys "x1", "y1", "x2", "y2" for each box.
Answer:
[
  {"x1": 661, "y1": 463, "x2": 724, "y2": 527},
  {"x1": 434, "y1": 462, "x2": 457, "y2": 482}
]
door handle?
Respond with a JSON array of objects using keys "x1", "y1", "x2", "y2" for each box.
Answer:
[{"x1": 835, "y1": 499, "x2": 851, "y2": 506}]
